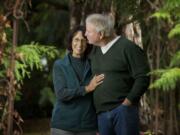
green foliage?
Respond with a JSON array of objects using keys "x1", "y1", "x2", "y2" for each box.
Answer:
[
  {"x1": 150, "y1": 68, "x2": 180, "y2": 91},
  {"x1": 15, "y1": 43, "x2": 59, "y2": 83},
  {"x1": 170, "y1": 51, "x2": 180, "y2": 67},
  {"x1": 144, "y1": 130, "x2": 154, "y2": 135},
  {"x1": 168, "y1": 23, "x2": 180, "y2": 38},
  {"x1": 152, "y1": 0, "x2": 180, "y2": 38},
  {"x1": 151, "y1": 10, "x2": 171, "y2": 21},
  {"x1": 150, "y1": 51, "x2": 180, "y2": 91},
  {"x1": 150, "y1": 0, "x2": 180, "y2": 92},
  {"x1": 164, "y1": 0, "x2": 180, "y2": 11},
  {"x1": 0, "y1": 43, "x2": 59, "y2": 84},
  {"x1": 15, "y1": 90, "x2": 23, "y2": 101},
  {"x1": 19, "y1": 2, "x2": 69, "y2": 48}
]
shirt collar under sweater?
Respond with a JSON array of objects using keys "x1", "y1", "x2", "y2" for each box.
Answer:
[{"x1": 101, "y1": 36, "x2": 120, "y2": 54}]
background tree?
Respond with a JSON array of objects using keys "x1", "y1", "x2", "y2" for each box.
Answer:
[{"x1": 0, "y1": 0, "x2": 59, "y2": 134}]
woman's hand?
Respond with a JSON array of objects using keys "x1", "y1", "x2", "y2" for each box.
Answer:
[{"x1": 85, "y1": 74, "x2": 104, "y2": 93}]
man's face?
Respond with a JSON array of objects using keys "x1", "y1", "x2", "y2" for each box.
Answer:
[{"x1": 85, "y1": 23, "x2": 101, "y2": 46}]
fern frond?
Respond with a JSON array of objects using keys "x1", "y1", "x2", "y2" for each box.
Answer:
[
  {"x1": 165, "y1": 0, "x2": 180, "y2": 11},
  {"x1": 1, "y1": 43, "x2": 59, "y2": 84},
  {"x1": 149, "y1": 69, "x2": 166, "y2": 77},
  {"x1": 150, "y1": 68, "x2": 180, "y2": 91},
  {"x1": 17, "y1": 45, "x2": 42, "y2": 70},
  {"x1": 168, "y1": 23, "x2": 180, "y2": 38},
  {"x1": 151, "y1": 10, "x2": 171, "y2": 21},
  {"x1": 14, "y1": 44, "x2": 58, "y2": 83},
  {"x1": 170, "y1": 51, "x2": 180, "y2": 67}
]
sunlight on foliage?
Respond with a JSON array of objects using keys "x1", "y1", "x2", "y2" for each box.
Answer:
[
  {"x1": 150, "y1": 0, "x2": 180, "y2": 92},
  {"x1": 152, "y1": 0, "x2": 180, "y2": 38},
  {"x1": 165, "y1": 0, "x2": 180, "y2": 10},
  {"x1": 170, "y1": 51, "x2": 180, "y2": 67},
  {"x1": 168, "y1": 24, "x2": 180, "y2": 38},
  {"x1": 15, "y1": 43, "x2": 59, "y2": 83},
  {"x1": 143, "y1": 130, "x2": 154, "y2": 135},
  {"x1": 0, "y1": 42, "x2": 59, "y2": 84},
  {"x1": 151, "y1": 10, "x2": 171, "y2": 21},
  {"x1": 150, "y1": 68, "x2": 180, "y2": 91},
  {"x1": 150, "y1": 50, "x2": 180, "y2": 91}
]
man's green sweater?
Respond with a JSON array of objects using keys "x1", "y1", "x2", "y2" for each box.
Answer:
[{"x1": 90, "y1": 37, "x2": 150, "y2": 113}]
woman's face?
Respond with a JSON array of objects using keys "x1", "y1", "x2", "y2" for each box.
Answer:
[{"x1": 72, "y1": 31, "x2": 87, "y2": 58}]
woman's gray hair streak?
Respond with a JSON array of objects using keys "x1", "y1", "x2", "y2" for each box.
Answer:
[{"x1": 86, "y1": 13, "x2": 115, "y2": 37}]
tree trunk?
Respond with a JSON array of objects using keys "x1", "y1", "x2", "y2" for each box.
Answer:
[
  {"x1": 69, "y1": 0, "x2": 84, "y2": 29},
  {"x1": 123, "y1": 21, "x2": 143, "y2": 48},
  {"x1": 7, "y1": 18, "x2": 18, "y2": 135}
]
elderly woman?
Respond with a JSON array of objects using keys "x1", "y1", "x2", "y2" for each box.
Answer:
[{"x1": 51, "y1": 26, "x2": 104, "y2": 135}]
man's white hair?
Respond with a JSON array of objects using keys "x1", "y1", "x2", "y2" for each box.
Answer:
[{"x1": 86, "y1": 13, "x2": 115, "y2": 37}]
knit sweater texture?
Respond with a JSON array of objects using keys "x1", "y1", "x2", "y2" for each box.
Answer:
[{"x1": 90, "y1": 37, "x2": 150, "y2": 113}]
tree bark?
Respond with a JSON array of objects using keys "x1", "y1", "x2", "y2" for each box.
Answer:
[{"x1": 7, "y1": 18, "x2": 18, "y2": 135}]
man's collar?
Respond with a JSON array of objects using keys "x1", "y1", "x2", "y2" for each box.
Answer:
[{"x1": 101, "y1": 36, "x2": 120, "y2": 54}]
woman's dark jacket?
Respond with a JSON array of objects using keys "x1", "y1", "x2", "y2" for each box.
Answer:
[{"x1": 51, "y1": 53, "x2": 97, "y2": 132}]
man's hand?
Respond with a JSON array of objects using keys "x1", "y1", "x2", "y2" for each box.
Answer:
[{"x1": 122, "y1": 98, "x2": 132, "y2": 106}]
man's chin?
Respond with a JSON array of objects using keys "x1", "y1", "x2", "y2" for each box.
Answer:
[
  {"x1": 87, "y1": 41, "x2": 99, "y2": 46},
  {"x1": 88, "y1": 41, "x2": 94, "y2": 45}
]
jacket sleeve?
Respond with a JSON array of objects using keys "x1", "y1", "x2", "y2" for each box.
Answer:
[
  {"x1": 52, "y1": 60, "x2": 87, "y2": 101},
  {"x1": 124, "y1": 43, "x2": 150, "y2": 103}
]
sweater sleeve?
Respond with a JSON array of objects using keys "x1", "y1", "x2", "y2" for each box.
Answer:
[
  {"x1": 52, "y1": 60, "x2": 87, "y2": 101},
  {"x1": 124, "y1": 43, "x2": 150, "y2": 103}
]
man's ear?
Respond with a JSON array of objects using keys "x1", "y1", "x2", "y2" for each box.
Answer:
[{"x1": 99, "y1": 31, "x2": 104, "y2": 40}]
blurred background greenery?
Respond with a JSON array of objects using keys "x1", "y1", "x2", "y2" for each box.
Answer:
[{"x1": 0, "y1": 0, "x2": 179, "y2": 135}]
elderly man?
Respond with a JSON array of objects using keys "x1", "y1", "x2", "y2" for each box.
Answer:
[{"x1": 85, "y1": 13, "x2": 150, "y2": 135}]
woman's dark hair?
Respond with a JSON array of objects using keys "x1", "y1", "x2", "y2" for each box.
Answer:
[{"x1": 67, "y1": 25, "x2": 92, "y2": 57}]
